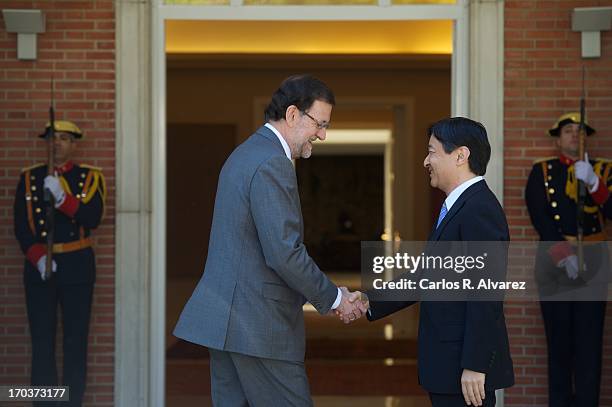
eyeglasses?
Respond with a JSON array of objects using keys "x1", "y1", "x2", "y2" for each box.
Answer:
[{"x1": 302, "y1": 111, "x2": 330, "y2": 130}]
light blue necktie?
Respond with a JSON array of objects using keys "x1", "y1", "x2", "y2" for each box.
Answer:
[{"x1": 436, "y1": 202, "x2": 448, "y2": 229}]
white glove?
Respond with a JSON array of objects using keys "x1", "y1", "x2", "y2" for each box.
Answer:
[
  {"x1": 575, "y1": 153, "x2": 599, "y2": 191},
  {"x1": 44, "y1": 175, "x2": 66, "y2": 206},
  {"x1": 36, "y1": 256, "x2": 58, "y2": 281},
  {"x1": 557, "y1": 254, "x2": 587, "y2": 280}
]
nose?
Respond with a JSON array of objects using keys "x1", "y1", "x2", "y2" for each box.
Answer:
[
  {"x1": 423, "y1": 155, "x2": 429, "y2": 168},
  {"x1": 317, "y1": 128, "x2": 326, "y2": 141}
]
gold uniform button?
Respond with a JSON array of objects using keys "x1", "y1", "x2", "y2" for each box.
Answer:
[
  {"x1": 35, "y1": 207, "x2": 42, "y2": 213},
  {"x1": 79, "y1": 182, "x2": 84, "y2": 187},
  {"x1": 547, "y1": 175, "x2": 552, "y2": 181},
  {"x1": 81, "y1": 173, "x2": 86, "y2": 179},
  {"x1": 31, "y1": 185, "x2": 37, "y2": 191},
  {"x1": 592, "y1": 227, "x2": 597, "y2": 232},
  {"x1": 39, "y1": 219, "x2": 45, "y2": 225},
  {"x1": 554, "y1": 215, "x2": 560, "y2": 221},
  {"x1": 30, "y1": 175, "x2": 36, "y2": 180},
  {"x1": 41, "y1": 231, "x2": 47, "y2": 237},
  {"x1": 76, "y1": 194, "x2": 81, "y2": 199},
  {"x1": 548, "y1": 164, "x2": 553, "y2": 170},
  {"x1": 548, "y1": 188, "x2": 555, "y2": 194},
  {"x1": 551, "y1": 201, "x2": 558, "y2": 208},
  {"x1": 544, "y1": 182, "x2": 549, "y2": 187},
  {"x1": 33, "y1": 196, "x2": 38, "y2": 202}
]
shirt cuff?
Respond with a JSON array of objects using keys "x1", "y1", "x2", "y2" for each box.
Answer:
[
  {"x1": 588, "y1": 177, "x2": 599, "y2": 193},
  {"x1": 590, "y1": 177, "x2": 609, "y2": 205},
  {"x1": 57, "y1": 194, "x2": 80, "y2": 217},
  {"x1": 548, "y1": 241, "x2": 573, "y2": 266},
  {"x1": 331, "y1": 287, "x2": 342, "y2": 310},
  {"x1": 26, "y1": 243, "x2": 46, "y2": 267}
]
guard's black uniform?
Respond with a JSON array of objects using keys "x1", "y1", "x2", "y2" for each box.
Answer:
[
  {"x1": 525, "y1": 154, "x2": 611, "y2": 407},
  {"x1": 13, "y1": 161, "x2": 105, "y2": 407}
]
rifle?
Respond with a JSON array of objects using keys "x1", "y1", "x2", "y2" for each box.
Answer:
[
  {"x1": 43, "y1": 78, "x2": 56, "y2": 281},
  {"x1": 576, "y1": 67, "x2": 587, "y2": 274}
]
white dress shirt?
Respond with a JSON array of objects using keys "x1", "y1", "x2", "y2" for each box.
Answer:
[{"x1": 265, "y1": 123, "x2": 291, "y2": 160}]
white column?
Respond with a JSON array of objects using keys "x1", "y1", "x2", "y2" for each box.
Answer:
[
  {"x1": 470, "y1": 3, "x2": 506, "y2": 403},
  {"x1": 469, "y1": 0, "x2": 505, "y2": 202},
  {"x1": 150, "y1": 1, "x2": 167, "y2": 406},
  {"x1": 115, "y1": 0, "x2": 153, "y2": 406},
  {"x1": 452, "y1": 0, "x2": 470, "y2": 117}
]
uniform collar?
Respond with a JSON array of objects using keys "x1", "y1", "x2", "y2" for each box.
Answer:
[
  {"x1": 559, "y1": 154, "x2": 576, "y2": 166},
  {"x1": 55, "y1": 160, "x2": 74, "y2": 175}
]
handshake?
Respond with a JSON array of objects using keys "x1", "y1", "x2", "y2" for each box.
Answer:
[{"x1": 332, "y1": 287, "x2": 370, "y2": 324}]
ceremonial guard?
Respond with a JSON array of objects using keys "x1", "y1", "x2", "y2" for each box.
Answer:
[
  {"x1": 525, "y1": 112, "x2": 611, "y2": 407},
  {"x1": 13, "y1": 120, "x2": 106, "y2": 407}
]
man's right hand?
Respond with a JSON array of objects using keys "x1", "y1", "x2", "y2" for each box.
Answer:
[
  {"x1": 334, "y1": 287, "x2": 369, "y2": 324},
  {"x1": 36, "y1": 256, "x2": 57, "y2": 281},
  {"x1": 575, "y1": 154, "x2": 599, "y2": 190},
  {"x1": 44, "y1": 175, "x2": 66, "y2": 206}
]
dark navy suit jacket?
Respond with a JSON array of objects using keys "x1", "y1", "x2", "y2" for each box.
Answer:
[{"x1": 367, "y1": 180, "x2": 515, "y2": 394}]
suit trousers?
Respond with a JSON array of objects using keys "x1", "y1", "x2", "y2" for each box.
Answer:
[
  {"x1": 540, "y1": 301, "x2": 606, "y2": 407},
  {"x1": 24, "y1": 280, "x2": 94, "y2": 407},
  {"x1": 429, "y1": 391, "x2": 496, "y2": 407},
  {"x1": 208, "y1": 348, "x2": 312, "y2": 407}
]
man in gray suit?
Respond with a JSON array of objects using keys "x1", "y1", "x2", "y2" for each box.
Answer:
[{"x1": 174, "y1": 75, "x2": 366, "y2": 406}]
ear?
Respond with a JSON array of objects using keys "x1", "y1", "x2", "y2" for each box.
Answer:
[
  {"x1": 285, "y1": 105, "x2": 300, "y2": 128},
  {"x1": 456, "y1": 146, "x2": 470, "y2": 166}
]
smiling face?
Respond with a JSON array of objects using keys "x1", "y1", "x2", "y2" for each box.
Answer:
[
  {"x1": 423, "y1": 135, "x2": 460, "y2": 195},
  {"x1": 285, "y1": 100, "x2": 332, "y2": 159}
]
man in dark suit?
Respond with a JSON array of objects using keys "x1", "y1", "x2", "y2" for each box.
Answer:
[
  {"x1": 365, "y1": 118, "x2": 514, "y2": 406},
  {"x1": 173, "y1": 75, "x2": 366, "y2": 406}
]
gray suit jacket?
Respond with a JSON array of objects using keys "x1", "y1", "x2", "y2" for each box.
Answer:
[{"x1": 173, "y1": 126, "x2": 338, "y2": 362}]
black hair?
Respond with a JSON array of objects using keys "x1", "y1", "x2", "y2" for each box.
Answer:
[
  {"x1": 427, "y1": 117, "x2": 491, "y2": 176},
  {"x1": 264, "y1": 74, "x2": 335, "y2": 122}
]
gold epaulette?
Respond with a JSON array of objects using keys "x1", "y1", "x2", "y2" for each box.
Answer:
[
  {"x1": 593, "y1": 158, "x2": 611, "y2": 164},
  {"x1": 21, "y1": 163, "x2": 45, "y2": 173},
  {"x1": 78, "y1": 164, "x2": 106, "y2": 208},
  {"x1": 532, "y1": 156, "x2": 556, "y2": 165},
  {"x1": 593, "y1": 159, "x2": 612, "y2": 187},
  {"x1": 79, "y1": 163, "x2": 103, "y2": 172}
]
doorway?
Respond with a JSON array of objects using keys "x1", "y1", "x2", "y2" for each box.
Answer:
[
  {"x1": 164, "y1": 57, "x2": 450, "y2": 405},
  {"x1": 160, "y1": 14, "x2": 454, "y2": 407}
]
